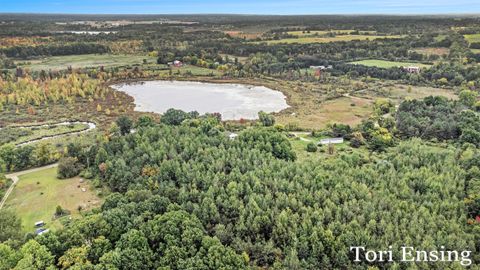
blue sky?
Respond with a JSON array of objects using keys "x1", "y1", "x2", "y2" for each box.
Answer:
[{"x1": 1, "y1": 0, "x2": 479, "y2": 14}]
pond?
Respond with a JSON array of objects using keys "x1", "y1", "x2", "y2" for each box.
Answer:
[{"x1": 112, "y1": 80, "x2": 289, "y2": 120}]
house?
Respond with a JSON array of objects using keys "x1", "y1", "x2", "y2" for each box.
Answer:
[
  {"x1": 35, "y1": 228, "x2": 49, "y2": 235},
  {"x1": 404, "y1": 66, "x2": 421, "y2": 73},
  {"x1": 34, "y1": 221, "x2": 45, "y2": 227},
  {"x1": 173, "y1": 60, "x2": 183, "y2": 67},
  {"x1": 228, "y1": 133, "x2": 238, "y2": 140},
  {"x1": 319, "y1": 138, "x2": 344, "y2": 145},
  {"x1": 310, "y1": 65, "x2": 326, "y2": 70},
  {"x1": 37, "y1": 229, "x2": 50, "y2": 235}
]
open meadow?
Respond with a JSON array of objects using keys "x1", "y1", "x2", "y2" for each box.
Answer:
[
  {"x1": 256, "y1": 34, "x2": 403, "y2": 44},
  {"x1": 4, "y1": 167, "x2": 101, "y2": 233},
  {"x1": 464, "y1": 33, "x2": 480, "y2": 44},
  {"x1": 349, "y1": 59, "x2": 432, "y2": 68},
  {"x1": 15, "y1": 54, "x2": 157, "y2": 71}
]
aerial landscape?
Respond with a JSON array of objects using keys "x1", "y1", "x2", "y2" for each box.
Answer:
[{"x1": 0, "y1": 0, "x2": 479, "y2": 269}]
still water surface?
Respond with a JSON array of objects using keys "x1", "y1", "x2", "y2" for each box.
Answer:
[{"x1": 112, "y1": 81, "x2": 289, "y2": 120}]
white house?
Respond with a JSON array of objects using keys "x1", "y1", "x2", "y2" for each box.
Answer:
[
  {"x1": 404, "y1": 66, "x2": 421, "y2": 73},
  {"x1": 319, "y1": 138, "x2": 344, "y2": 145}
]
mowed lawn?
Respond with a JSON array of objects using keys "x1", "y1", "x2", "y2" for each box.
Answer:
[
  {"x1": 349, "y1": 59, "x2": 432, "y2": 68},
  {"x1": 256, "y1": 35, "x2": 403, "y2": 45},
  {"x1": 16, "y1": 54, "x2": 157, "y2": 71},
  {"x1": 5, "y1": 167, "x2": 101, "y2": 233}
]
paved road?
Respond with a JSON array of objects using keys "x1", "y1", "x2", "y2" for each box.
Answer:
[{"x1": 0, "y1": 163, "x2": 58, "y2": 210}]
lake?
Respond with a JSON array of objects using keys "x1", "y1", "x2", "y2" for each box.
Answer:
[{"x1": 112, "y1": 80, "x2": 289, "y2": 120}]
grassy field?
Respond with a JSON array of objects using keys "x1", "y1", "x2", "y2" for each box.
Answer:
[
  {"x1": 287, "y1": 30, "x2": 376, "y2": 37},
  {"x1": 349, "y1": 59, "x2": 432, "y2": 68},
  {"x1": 277, "y1": 95, "x2": 373, "y2": 129},
  {"x1": 411, "y1": 47, "x2": 449, "y2": 56},
  {"x1": 464, "y1": 34, "x2": 480, "y2": 44},
  {"x1": 224, "y1": 31, "x2": 263, "y2": 39},
  {"x1": 5, "y1": 167, "x2": 101, "y2": 233},
  {"x1": 380, "y1": 84, "x2": 457, "y2": 101},
  {"x1": 289, "y1": 132, "x2": 368, "y2": 162},
  {"x1": 353, "y1": 83, "x2": 458, "y2": 106},
  {"x1": 0, "y1": 123, "x2": 89, "y2": 146},
  {"x1": 256, "y1": 34, "x2": 403, "y2": 45},
  {"x1": 158, "y1": 65, "x2": 223, "y2": 76},
  {"x1": 471, "y1": 49, "x2": 480, "y2": 54},
  {"x1": 15, "y1": 54, "x2": 157, "y2": 71}
]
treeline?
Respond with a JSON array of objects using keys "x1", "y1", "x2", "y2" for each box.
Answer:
[
  {"x1": 0, "y1": 73, "x2": 103, "y2": 108},
  {"x1": 0, "y1": 143, "x2": 59, "y2": 172},
  {"x1": 0, "y1": 43, "x2": 109, "y2": 59},
  {"x1": 395, "y1": 94, "x2": 480, "y2": 144}
]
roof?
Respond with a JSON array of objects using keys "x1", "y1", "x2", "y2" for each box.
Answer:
[
  {"x1": 38, "y1": 229, "x2": 50, "y2": 235},
  {"x1": 319, "y1": 138, "x2": 344, "y2": 145}
]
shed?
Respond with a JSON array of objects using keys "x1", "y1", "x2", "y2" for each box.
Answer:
[
  {"x1": 38, "y1": 229, "x2": 50, "y2": 235},
  {"x1": 319, "y1": 138, "x2": 344, "y2": 145},
  {"x1": 34, "y1": 221, "x2": 45, "y2": 227},
  {"x1": 229, "y1": 133, "x2": 238, "y2": 140},
  {"x1": 404, "y1": 66, "x2": 421, "y2": 73},
  {"x1": 173, "y1": 60, "x2": 183, "y2": 67}
]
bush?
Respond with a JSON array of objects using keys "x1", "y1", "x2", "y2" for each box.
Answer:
[
  {"x1": 161, "y1": 108, "x2": 193, "y2": 126},
  {"x1": 258, "y1": 111, "x2": 275, "y2": 127},
  {"x1": 306, "y1": 142, "x2": 318, "y2": 153},
  {"x1": 116, "y1": 115, "x2": 133, "y2": 135},
  {"x1": 57, "y1": 157, "x2": 84, "y2": 179}
]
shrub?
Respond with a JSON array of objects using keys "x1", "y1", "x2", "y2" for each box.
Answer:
[
  {"x1": 306, "y1": 142, "x2": 318, "y2": 153},
  {"x1": 57, "y1": 157, "x2": 84, "y2": 179}
]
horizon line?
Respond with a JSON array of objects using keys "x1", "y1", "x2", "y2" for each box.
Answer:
[{"x1": 1, "y1": 12, "x2": 480, "y2": 16}]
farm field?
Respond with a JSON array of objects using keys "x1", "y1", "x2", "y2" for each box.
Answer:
[
  {"x1": 411, "y1": 47, "x2": 449, "y2": 56},
  {"x1": 353, "y1": 83, "x2": 458, "y2": 105},
  {"x1": 256, "y1": 34, "x2": 403, "y2": 44},
  {"x1": 287, "y1": 29, "x2": 376, "y2": 36},
  {"x1": 4, "y1": 167, "x2": 101, "y2": 233},
  {"x1": 349, "y1": 59, "x2": 432, "y2": 68},
  {"x1": 224, "y1": 31, "x2": 262, "y2": 39},
  {"x1": 15, "y1": 54, "x2": 157, "y2": 71},
  {"x1": 464, "y1": 33, "x2": 480, "y2": 43},
  {"x1": 387, "y1": 84, "x2": 458, "y2": 101}
]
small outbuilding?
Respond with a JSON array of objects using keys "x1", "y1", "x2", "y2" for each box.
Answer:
[
  {"x1": 404, "y1": 66, "x2": 421, "y2": 73},
  {"x1": 319, "y1": 138, "x2": 344, "y2": 145},
  {"x1": 34, "y1": 221, "x2": 45, "y2": 227},
  {"x1": 37, "y1": 229, "x2": 50, "y2": 235},
  {"x1": 173, "y1": 60, "x2": 183, "y2": 67},
  {"x1": 228, "y1": 133, "x2": 238, "y2": 140}
]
